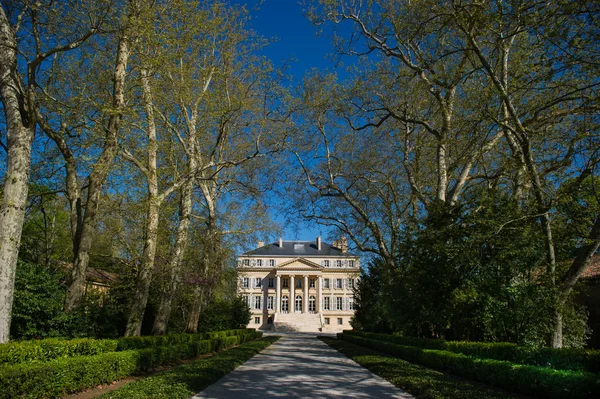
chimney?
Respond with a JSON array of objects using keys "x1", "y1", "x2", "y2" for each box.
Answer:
[
  {"x1": 316, "y1": 236, "x2": 322, "y2": 250},
  {"x1": 257, "y1": 241, "x2": 265, "y2": 248},
  {"x1": 279, "y1": 237, "x2": 283, "y2": 247},
  {"x1": 333, "y1": 236, "x2": 348, "y2": 253}
]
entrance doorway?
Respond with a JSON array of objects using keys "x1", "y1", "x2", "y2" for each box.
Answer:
[{"x1": 295, "y1": 295, "x2": 302, "y2": 312}]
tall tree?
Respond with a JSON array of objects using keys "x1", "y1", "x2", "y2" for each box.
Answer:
[{"x1": 0, "y1": 0, "x2": 106, "y2": 343}]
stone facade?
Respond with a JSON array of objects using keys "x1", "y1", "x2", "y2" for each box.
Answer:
[{"x1": 237, "y1": 237, "x2": 360, "y2": 333}]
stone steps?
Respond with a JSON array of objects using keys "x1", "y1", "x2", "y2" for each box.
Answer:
[{"x1": 273, "y1": 313, "x2": 322, "y2": 332}]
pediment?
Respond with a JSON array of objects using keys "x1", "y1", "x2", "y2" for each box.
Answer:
[{"x1": 276, "y1": 258, "x2": 322, "y2": 270}]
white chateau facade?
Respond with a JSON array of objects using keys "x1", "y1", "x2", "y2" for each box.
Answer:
[{"x1": 237, "y1": 237, "x2": 360, "y2": 332}]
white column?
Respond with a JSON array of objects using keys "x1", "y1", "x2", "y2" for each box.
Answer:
[
  {"x1": 263, "y1": 277, "x2": 268, "y2": 311},
  {"x1": 290, "y1": 275, "x2": 295, "y2": 312},
  {"x1": 318, "y1": 276, "x2": 323, "y2": 312},
  {"x1": 303, "y1": 275, "x2": 308, "y2": 313},
  {"x1": 275, "y1": 275, "x2": 281, "y2": 313}
]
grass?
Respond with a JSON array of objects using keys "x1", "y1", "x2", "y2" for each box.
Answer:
[
  {"x1": 319, "y1": 336, "x2": 529, "y2": 399},
  {"x1": 100, "y1": 336, "x2": 279, "y2": 399}
]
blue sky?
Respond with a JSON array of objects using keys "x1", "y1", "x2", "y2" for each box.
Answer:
[{"x1": 232, "y1": 0, "x2": 344, "y2": 243}]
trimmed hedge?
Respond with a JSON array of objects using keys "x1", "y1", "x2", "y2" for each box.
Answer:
[
  {"x1": 343, "y1": 330, "x2": 600, "y2": 373},
  {"x1": 0, "y1": 328, "x2": 254, "y2": 366},
  {"x1": 0, "y1": 330, "x2": 262, "y2": 399},
  {"x1": 340, "y1": 333, "x2": 600, "y2": 399},
  {"x1": 100, "y1": 336, "x2": 279, "y2": 399}
]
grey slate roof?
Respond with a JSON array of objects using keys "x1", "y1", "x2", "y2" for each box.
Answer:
[{"x1": 241, "y1": 241, "x2": 356, "y2": 257}]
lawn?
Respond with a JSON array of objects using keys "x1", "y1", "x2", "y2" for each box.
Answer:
[{"x1": 320, "y1": 336, "x2": 527, "y2": 399}]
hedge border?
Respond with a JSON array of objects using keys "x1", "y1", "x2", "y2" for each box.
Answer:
[
  {"x1": 343, "y1": 330, "x2": 600, "y2": 373},
  {"x1": 0, "y1": 330, "x2": 262, "y2": 399},
  {"x1": 0, "y1": 328, "x2": 255, "y2": 366},
  {"x1": 339, "y1": 333, "x2": 600, "y2": 399},
  {"x1": 100, "y1": 336, "x2": 280, "y2": 399}
]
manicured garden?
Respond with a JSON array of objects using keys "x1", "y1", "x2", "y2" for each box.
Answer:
[
  {"x1": 0, "y1": 328, "x2": 264, "y2": 399},
  {"x1": 334, "y1": 331, "x2": 600, "y2": 399}
]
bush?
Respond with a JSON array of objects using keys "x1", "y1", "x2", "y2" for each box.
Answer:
[
  {"x1": 101, "y1": 336, "x2": 279, "y2": 399},
  {"x1": 0, "y1": 330, "x2": 262, "y2": 399},
  {"x1": 344, "y1": 330, "x2": 600, "y2": 373},
  {"x1": 0, "y1": 328, "x2": 256, "y2": 366},
  {"x1": 340, "y1": 334, "x2": 600, "y2": 399},
  {"x1": 196, "y1": 297, "x2": 252, "y2": 333}
]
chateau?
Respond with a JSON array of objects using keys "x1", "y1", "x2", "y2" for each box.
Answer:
[{"x1": 237, "y1": 237, "x2": 360, "y2": 332}]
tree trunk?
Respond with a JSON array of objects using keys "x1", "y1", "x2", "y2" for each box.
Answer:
[
  {"x1": 185, "y1": 286, "x2": 204, "y2": 333},
  {"x1": 124, "y1": 68, "x2": 160, "y2": 336},
  {"x1": 0, "y1": 6, "x2": 36, "y2": 343},
  {"x1": 64, "y1": 31, "x2": 130, "y2": 312},
  {"x1": 551, "y1": 217, "x2": 600, "y2": 348},
  {"x1": 152, "y1": 183, "x2": 193, "y2": 335}
]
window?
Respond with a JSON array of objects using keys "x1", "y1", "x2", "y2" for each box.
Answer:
[
  {"x1": 323, "y1": 296, "x2": 331, "y2": 310},
  {"x1": 335, "y1": 278, "x2": 343, "y2": 289},
  {"x1": 254, "y1": 296, "x2": 262, "y2": 310},
  {"x1": 349, "y1": 260, "x2": 356, "y2": 268},
  {"x1": 268, "y1": 278, "x2": 274, "y2": 288},
  {"x1": 295, "y1": 278, "x2": 302, "y2": 288},
  {"x1": 348, "y1": 297, "x2": 355, "y2": 310},
  {"x1": 282, "y1": 278, "x2": 289, "y2": 288},
  {"x1": 324, "y1": 317, "x2": 330, "y2": 325},
  {"x1": 282, "y1": 296, "x2": 289, "y2": 313},
  {"x1": 348, "y1": 279, "x2": 354, "y2": 289},
  {"x1": 336, "y1": 259, "x2": 342, "y2": 267},
  {"x1": 242, "y1": 259, "x2": 250, "y2": 266},
  {"x1": 242, "y1": 278, "x2": 250, "y2": 288},
  {"x1": 295, "y1": 295, "x2": 302, "y2": 312},
  {"x1": 309, "y1": 278, "x2": 315, "y2": 288},
  {"x1": 323, "y1": 278, "x2": 330, "y2": 289},
  {"x1": 269, "y1": 259, "x2": 275, "y2": 267},
  {"x1": 255, "y1": 316, "x2": 261, "y2": 324},
  {"x1": 255, "y1": 278, "x2": 262, "y2": 288},
  {"x1": 243, "y1": 296, "x2": 250, "y2": 307},
  {"x1": 309, "y1": 296, "x2": 316, "y2": 313},
  {"x1": 267, "y1": 296, "x2": 274, "y2": 310},
  {"x1": 337, "y1": 318, "x2": 343, "y2": 325},
  {"x1": 256, "y1": 259, "x2": 263, "y2": 267},
  {"x1": 323, "y1": 260, "x2": 330, "y2": 268},
  {"x1": 336, "y1": 297, "x2": 343, "y2": 310},
  {"x1": 267, "y1": 316, "x2": 273, "y2": 324}
]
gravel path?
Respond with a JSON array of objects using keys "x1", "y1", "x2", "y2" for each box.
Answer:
[{"x1": 192, "y1": 333, "x2": 413, "y2": 399}]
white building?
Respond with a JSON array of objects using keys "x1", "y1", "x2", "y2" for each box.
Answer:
[{"x1": 237, "y1": 237, "x2": 360, "y2": 332}]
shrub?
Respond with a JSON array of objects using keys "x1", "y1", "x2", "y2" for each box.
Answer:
[
  {"x1": 196, "y1": 297, "x2": 252, "y2": 333},
  {"x1": 0, "y1": 328, "x2": 256, "y2": 366},
  {"x1": 0, "y1": 330, "x2": 262, "y2": 398},
  {"x1": 343, "y1": 330, "x2": 600, "y2": 373},
  {"x1": 340, "y1": 334, "x2": 600, "y2": 399},
  {"x1": 101, "y1": 336, "x2": 279, "y2": 399}
]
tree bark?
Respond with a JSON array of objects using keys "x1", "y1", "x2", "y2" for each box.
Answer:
[
  {"x1": 0, "y1": 6, "x2": 36, "y2": 343},
  {"x1": 152, "y1": 183, "x2": 193, "y2": 335},
  {"x1": 63, "y1": 30, "x2": 130, "y2": 312},
  {"x1": 124, "y1": 68, "x2": 160, "y2": 336}
]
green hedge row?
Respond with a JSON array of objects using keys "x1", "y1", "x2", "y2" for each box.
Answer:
[
  {"x1": 340, "y1": 334, "x2": 600, "y2": 399},
  {"x1": 344, "y1": 330, "x2": 600, "y2": 373},
  {"x1": 0, "y1": 330, "x2": 262, "y2": 399},
  {"x1": 0, "y1": 328, "x2": 254, "y2": 366},
  {"x1": 101, "y1": 336, "x2": 279, "y2": 399}
]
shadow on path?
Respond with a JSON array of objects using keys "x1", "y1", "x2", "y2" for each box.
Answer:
[{"x1": 193, "y1": 334, "x2": 413, "y2": 399}]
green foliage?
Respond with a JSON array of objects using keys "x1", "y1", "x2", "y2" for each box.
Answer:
[
  {"x1": 0, "y1": 329, "x2": 255, "y2": 366},
  {"x1": 10, "y1": 261, "x2": 68, "y2": 339},
  {"x1": 322, "y1": 336, "x2": 521, "y2": 399},
  {"x1": 0, "y1": 330, "x2": 263, "y2": 398},
  {"x1": 355, "y1": 195, "x2": 590, "y2": 347},
  {"x1": 344, "y1": 331, "x2": 600, "y2": 373},
  {"x1": 196, "y1": 297, "x2": 252, "y2": 333},
  {"x1": 101, "y1": 336, "x2": 278, "y2": 399},
  {"x1": 340, "y1": 333, "x2": 600, "y2": 399}
]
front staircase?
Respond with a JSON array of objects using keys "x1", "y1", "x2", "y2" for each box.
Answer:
[{"x1": 273, "y1": 312, "x2": 322, "y2": 332}]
